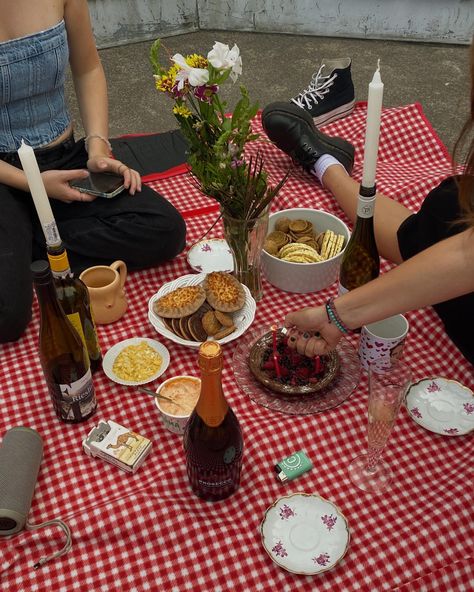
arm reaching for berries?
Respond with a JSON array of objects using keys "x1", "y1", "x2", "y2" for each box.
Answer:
[
  {"x1": 284, "y1": 228, "x2": 474, "y2": 359},
  {"x1": 284, "y1": 306, "x2": 341, "y2": 357}
]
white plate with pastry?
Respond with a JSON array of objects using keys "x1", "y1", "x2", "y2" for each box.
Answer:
[{"x1": 148, "y1": 273, "x2": 256, "y2": 349}]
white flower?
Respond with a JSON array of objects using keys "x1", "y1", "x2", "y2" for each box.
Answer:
[
  {"x1": 207, "y1": 42, "x2": 242, "y2": 82},
  {"x1": 172, "y1": 53, "x2": 209, "y2": 90}
]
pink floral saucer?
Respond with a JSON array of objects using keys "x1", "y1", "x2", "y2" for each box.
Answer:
[
  {"x1": 260, "y1": 493, "x2": 350, "y2": 575},
  {"x1": 405, "y1": 377, "x2": 474, "y2": 436},
  {"x1": 186, "y1": 238, "x2": 234, "y2": 273}
]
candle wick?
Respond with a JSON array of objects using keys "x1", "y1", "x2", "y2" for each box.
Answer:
[{"x1": 376, "y1": 58, "x2": 381, "y2": 71}]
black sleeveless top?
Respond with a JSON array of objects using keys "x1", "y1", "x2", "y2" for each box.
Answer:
[{"x1": 397, "y1": 177, "x2": 473, "y2": 366}]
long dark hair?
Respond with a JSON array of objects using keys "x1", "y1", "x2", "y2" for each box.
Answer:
[{"x1": 454, "y1": 40, "x2": 474, "y2": 227}]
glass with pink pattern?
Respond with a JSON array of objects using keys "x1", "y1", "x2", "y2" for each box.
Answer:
[{"x1": 348, "y1": 360, "x2": 412, "y2": 492}]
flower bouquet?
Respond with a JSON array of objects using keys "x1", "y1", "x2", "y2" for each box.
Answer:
[{"x1": 150, "y1": 40, "x2": 288, "y2": 300}]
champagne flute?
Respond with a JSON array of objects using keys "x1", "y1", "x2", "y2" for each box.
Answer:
[{"x1": 348, "y1": 360, "x2": 412, "y2": 492}]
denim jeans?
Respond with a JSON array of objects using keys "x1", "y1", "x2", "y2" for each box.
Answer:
[{"x1": 0, "y1": 135, "x2": 186, "y2": 342}]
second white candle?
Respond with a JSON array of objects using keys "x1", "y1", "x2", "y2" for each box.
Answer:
[
  {"x1": 17, "y1": 140, "x2": 61, "y2": 246},
  {"x1": 361, "y1": 61, "x2": 384, "y2": 189}
]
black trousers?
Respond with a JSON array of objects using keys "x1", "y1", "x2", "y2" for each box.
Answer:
[{"x1": 0, "y1": 133, "x2": 187, "y2": 342}]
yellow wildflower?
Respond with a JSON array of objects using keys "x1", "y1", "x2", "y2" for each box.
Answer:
[
  {"x1": 173, "y1": 104, "x2": 192, "y2": 118},
  {"x1": 154, "y1": 65, "x2": 180, "y2": 93},
  {"x1": 155, "y1": 76, "x2": 171, "y2": 92},
  {"x1": 186, "y1": 54, "x2": 208, "y2": 69}
]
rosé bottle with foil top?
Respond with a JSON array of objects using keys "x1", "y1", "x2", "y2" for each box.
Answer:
[{"x1": 183, "y1": 341, "x2": 243, "y2": 501}]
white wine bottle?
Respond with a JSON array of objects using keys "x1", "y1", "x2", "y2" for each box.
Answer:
[
  {"x1": 338, "y1": 185, "x2": 380, "y2": 295},
  {"x1": 32, "y1": 260, "x2": 97, "y2": 423},
  {"x1": 47, "y1": 243, "x2": 102, "y2": 373},
  {"x1": 183, "y1": 341, "x2": 243, "y2": 501}
]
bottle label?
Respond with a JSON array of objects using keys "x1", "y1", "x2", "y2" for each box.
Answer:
[
  {"x1": 48, "y1": 250, "x2": 71, "y2": 276},
  {"x1": 223, "y1": 446, "x2": 236, "y2": 464},
  {"x1": 82, "y1": 311, "x2": 102, "y2": 361},
  {"x1": 51, "y1": 269, "x2": 70, "y2": 280},
  {"x1": 67, "y1": 308, "x2": 101, "y2": 363},
  {"x1": 66, "y1": 312, "x2": 87, "y2": 347},
  {"x1": 48, "y1": 368, "x2": 96, "y2": 422},
  {"x1": 186, "y1": 455, "x2": 242, "y2": 500},
  {"x1": 357, "y1": 196, "x2": 376, "y2": 219},
  {"x1": 43, "y1": 222, "x2": 61, "y2": 246}
]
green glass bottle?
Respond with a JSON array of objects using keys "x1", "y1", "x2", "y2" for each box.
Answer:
[
  {"x1": 47, "y1": 243, "x2": 102, "y2": 373},
  {"x1": 338, "y1": 185, "x2": 380, "y2": 294},
  {"x1": 32, "y1": 260, "x2": 97, "y2": 423}
]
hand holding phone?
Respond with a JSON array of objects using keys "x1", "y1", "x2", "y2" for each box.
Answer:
[{"x1": 70, "y1": 172, "x2": 125, "y2": 198}]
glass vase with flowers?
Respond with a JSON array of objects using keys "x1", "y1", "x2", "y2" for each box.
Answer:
[{"x1": 150, "y1": 40, "x2": 288, "y2": 300}]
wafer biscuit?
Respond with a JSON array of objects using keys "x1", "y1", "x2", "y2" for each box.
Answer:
[
  {"x1": 320, "y1": 230, "x2": 336, "y2": 259},
  {"x1": 281, "y1": 246, "x2": 324, "y2": 263},
  {"x1": 282, "y1": 252, "x2": 323, "y2": 263},
  {"x1": 320, "y1": 230, "x2": 345, "y2": 259},
  {"x1": 278, "y1": 242, "x2": 320, "y2": 258}
]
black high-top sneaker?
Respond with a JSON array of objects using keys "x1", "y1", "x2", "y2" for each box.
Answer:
[{"x1": 290, "y1": 58, "x2": 355, "y2": 126}]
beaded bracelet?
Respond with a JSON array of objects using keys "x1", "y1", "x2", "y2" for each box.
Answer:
[
  {"x1": 325, "y1": 298, "x2": 352, "y2": 335},
  {"x1": 84, "y1": 134, "x2": 112, "y2": 154}
]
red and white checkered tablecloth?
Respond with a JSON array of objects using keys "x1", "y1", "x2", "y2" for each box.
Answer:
[{"x1": 1, "y1": 103, "x2": 472, "y2": 591}]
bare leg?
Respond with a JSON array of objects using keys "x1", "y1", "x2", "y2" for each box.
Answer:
[{"x1": 322, "y1": 165, "x2": 413, "y2": 263}]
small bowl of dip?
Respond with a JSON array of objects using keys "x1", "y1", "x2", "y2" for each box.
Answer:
[{"x1": 155, "y1": 376, "x2": 201, "y2": 434}]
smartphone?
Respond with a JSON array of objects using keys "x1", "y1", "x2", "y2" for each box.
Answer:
[{"x1": 70, "y1": 172, "x2": 125, "y2": 198}]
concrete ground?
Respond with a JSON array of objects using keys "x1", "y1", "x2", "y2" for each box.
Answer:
[{"x1": 66, "y1": 31, "x2": 471, "y2": 156}]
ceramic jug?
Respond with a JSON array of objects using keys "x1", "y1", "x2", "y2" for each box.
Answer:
[{"x1": 79, "y1": 260, "x2": 128, "y2": 324}]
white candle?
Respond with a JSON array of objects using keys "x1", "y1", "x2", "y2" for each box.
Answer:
[
  {"x1": 17, "y1": 140, "x2": 61, "y2": 246},
  {"x1": 361, "y1": 61, "x2": 384, "y2": 188}
]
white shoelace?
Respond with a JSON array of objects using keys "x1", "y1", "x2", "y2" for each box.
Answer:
[{"x1": 291, "y1": 65, "x2": 337, "y2": 109}]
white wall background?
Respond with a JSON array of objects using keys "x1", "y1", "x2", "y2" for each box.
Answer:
[
  {"x1": 88, "y1": 0, "x2": 474, "y2": 48},
  {"x1": 87, "y1": 0, "x2": 198, "y2": 48}
]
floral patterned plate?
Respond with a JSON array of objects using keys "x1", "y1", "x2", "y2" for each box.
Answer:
[
  {"x1": 260, "y1": 493, "x2": 350, "y2": 575},
  {"x1": 186, "y1": 238, "x2": 234, "y2": 273},
  {"x1": 405, "y1": 377, "x2": 474, "y2": 436}
]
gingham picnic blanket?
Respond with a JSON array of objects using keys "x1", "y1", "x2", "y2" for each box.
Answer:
[{"x1": 0, "y1": 103, "x2": 472, "y2": 592}]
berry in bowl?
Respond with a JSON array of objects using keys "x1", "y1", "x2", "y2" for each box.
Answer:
[{"x1": 248, "y1": 329, "x2": 339, "y2": 396}]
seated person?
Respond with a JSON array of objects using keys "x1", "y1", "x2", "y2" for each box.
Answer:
[
  {"x1": 0, "y1": 0, "x2": 186, "y2": 343},
  {"x1": 261, "y1": 42, "x2": 474, "y2": 366}
]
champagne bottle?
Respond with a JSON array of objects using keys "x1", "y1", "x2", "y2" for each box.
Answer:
[
  {"x1": 47, "y1": 243, "x2": 102, "y2": 373},
  {"x1": 31, "y1": 260, "x2": 97, "y2": 423},
  {"x1": 184, "y1": 341, "x2": 243, "y2": 501},
  {"x1": 338, "y1": 185, "x2": 380, "y2": 294}
]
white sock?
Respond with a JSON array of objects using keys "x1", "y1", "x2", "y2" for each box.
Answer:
[{"x1": 310, "y1": 154, "x2": 346, "y2": 186}]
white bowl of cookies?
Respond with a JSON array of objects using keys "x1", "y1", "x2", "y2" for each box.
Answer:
[
  {"x1": 261, "y1": 208, "x2": 350, "y2": 294},
  {"x1": 148, "y1": 272, "x2": 256, "y2": 348}
]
